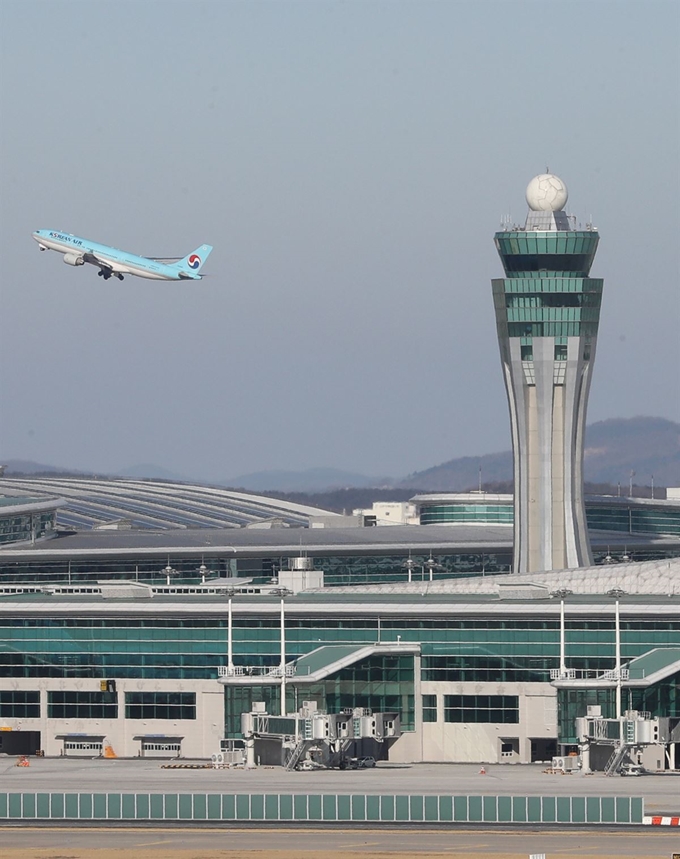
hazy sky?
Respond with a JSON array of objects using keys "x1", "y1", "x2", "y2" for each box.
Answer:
[{"x1": 1, "y1": 0, "x2": 678, "y2": 481}]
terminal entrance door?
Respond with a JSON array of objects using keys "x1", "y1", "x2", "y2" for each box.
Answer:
[{"x1": 0, "y1": 730, "x2": 41, "y2": 756}]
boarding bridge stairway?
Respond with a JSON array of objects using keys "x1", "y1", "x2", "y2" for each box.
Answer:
[
  {"x1": 604, "y1": 718, "x2": 638, "y2": 776},
  {"x1": 284, "y1": 739, "x2": 315, "y2": 771},
  {"x1": 603, "y1": 743, "x2": 631, "y2": 776}
]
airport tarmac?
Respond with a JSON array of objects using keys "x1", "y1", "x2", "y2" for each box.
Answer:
[
  {"x1": 0, "y1": 823, "x2": 677, "y2": 859},
  {"x1": 2, "y1": 758, "x2": 679, "y2": 816}
]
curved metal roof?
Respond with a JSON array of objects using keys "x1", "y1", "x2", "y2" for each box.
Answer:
[{"x1": 0, "y1": 477, "x2": 336, "y2": 531}]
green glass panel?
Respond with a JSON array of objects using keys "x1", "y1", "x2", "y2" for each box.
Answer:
[
  {"x1": 321, "y1": 794, "x2": 335, "y2": 820},
  {"x1": 265, "y1": 795, "x2": 279, "y2": 821},
  {"x1": 586, "y1": 796, "x2": 601, "y2": 823},
  {"x1": 437, "y1": 796, "x2": 452, "y2": 822},
  {"x1": 453, "y1": 795, "x2": 467, "y2": 821},
  {"x1": 50, "y1": 793, "x2": 65, "y2": 819},
  {"x1": 292, "y1": 794, "x2": 306, "y2": 820},
  {"x1": 65, "y1": 794, "x2": 79, "y2": 819},
  {"x1": 336, "y1": 795, "x2": 351, "y2": 821},
  {"x1": 121, "y1": 794, "x2": 135, "y2": 819},
  {"x1": 601, "y1": 797, "x2": 615, "y2": 823},
  {"x1": 631, "y1": 797, "x2": 643, "y2": 823},
  {"x1": 366, "y1": 795, "x2": 380, "y2": 821},
  {"x1": 150, "y1": 795, "x2": 164, "y2": 819},
  {"x1": 409, "y1": 795, "x2": 423, "y2": 821},
  {"x1": 79, "y1": 794, "x2": 92, "y2": 819},
  {"x1": 395, "y1": 794, "x2": 409, "y2": 821},
  {"x1": 279, "y1": 794, "x2": 293, "y2": 820},
  {"x1": 497, "y1": 796, "x2": 512, "y2": 822},
  {"x1": 165, "y1": 794, "x2": 178, "y2": 819},
  {"x1": 8, "y1": 794, "x2": 21, "y2": 819},
  {"x1": 527, "y1": 796, "x2": 541, "y2": 822},
  {"x1": 249, "y1": 794, "x2": 263, "y2": 820},
  {"x1": 0, "y1": 794, "x2": 6, "y2": 819},
  {"x1": 571, "y1": 796, "x2": 585, "y2": 823},
  {"x1": 424, "y1": 795, "x2": 438, "y2": 821},
  {"x1": 542, "y1": 796, "x2": 556, "y2": 822},
  {"x1": 483, "y1": 796, "x2": 496, "y2": 822},
  {"x1": 106, "y1": 794, "x2": 120, "y2": 819},
  {"x1": 37, "y1": 793, "x2": 50, "y2": 819},
  {"x1": 351, "y1": 795, "x2": 366, "y2": 821},
  {"x1": 179, "y1": 794, "x2": 193, "y2": 820},
  {"x1": 222, "y1": 793, "x2": 236, "y2": 820},
  {"x1": 468, "y1": 796, "x2": 482, "y2": 822},
  {"x1": 136, "y1": 794, "x2": 149, "y2": 819},
  {"x1": 556, "y1": 797, "x2": 570, "y2": 822},
  {"x1": 236, "y1": 794, "x2": 250, "y2": 820},
  {"x1": 22, "y1": 794, "x2": 35, "y2": 819},
  {"x1": 380, "y1": 795, "x2": 395, "y2": 821},
  {"x1": 615, "y1": 796, "x2": 630, "y2": 823},
  {"x1": 193, "y1": 794, "x2": 207, "y2": 820},
  {"x1": 206, "y1": 794, "x2": 220, "y2": 820}
]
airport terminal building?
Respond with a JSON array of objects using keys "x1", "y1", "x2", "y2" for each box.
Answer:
[{"x1": 0, "y1": 477, "x2": 678, "y2": 765}]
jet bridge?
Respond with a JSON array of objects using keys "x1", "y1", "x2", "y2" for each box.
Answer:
[
  {"x1": 239, "y1": 700, "x2": 401, "y2": 770},
  {"x1": 575, "y1": 707, "x2": 680, "y2": 775}
]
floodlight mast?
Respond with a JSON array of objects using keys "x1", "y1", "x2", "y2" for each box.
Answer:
[
  {"x1": 551, "y1": 588, "x2": 573, "y2": 677},
  {"x1": 607, "y1": 587, "x2": 626, "y2": 719}
]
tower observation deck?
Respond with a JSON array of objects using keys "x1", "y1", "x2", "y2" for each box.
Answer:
[{"x1": 492, "y1": 174, "x2": 603, "y2": 574}]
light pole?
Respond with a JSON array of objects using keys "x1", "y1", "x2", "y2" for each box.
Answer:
[
  {"x1": 551, "y1": 588, "x2": 573, "y2": 677},
  {"x1": 226, "y1": 588, "x2": 236, "y2": 673},
  {"x1": 607, "y1": 587, "x2": 626, "y2": 719},
  {"x1": 273, "y1": 588, "x2": 293, "y2": 716},
  {"x1": 403, "y1": 555, "x2": 416, "y2": 583}
]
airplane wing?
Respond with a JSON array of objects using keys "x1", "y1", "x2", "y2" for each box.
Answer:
[{"x1": 82, "y1": 252, "x2": 112, "y2": 271}]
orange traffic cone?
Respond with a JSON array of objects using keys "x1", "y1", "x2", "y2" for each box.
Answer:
[{"x1": 479, "y1": 766, "x2": 486, "y2": 775}]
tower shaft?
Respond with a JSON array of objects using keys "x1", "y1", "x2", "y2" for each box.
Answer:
[{"x1": 492, "y1": 221, "x2": 603, "y2": 573}]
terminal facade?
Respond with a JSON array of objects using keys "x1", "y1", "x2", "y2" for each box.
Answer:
[{"x1": 0, "y1": 563, "x2": 678, "y2": 764}]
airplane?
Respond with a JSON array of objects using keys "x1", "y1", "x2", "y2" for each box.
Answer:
[{"x1": 32, "y1": 230, "x2": 212, "y2": 281}]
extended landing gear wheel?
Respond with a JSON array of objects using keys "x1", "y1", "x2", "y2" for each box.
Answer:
[
  {"x1": 117, "y1": 274, "x2": 124, "y2": 281},
  {"x1": 97, "y1": 270, "x2": 103, "y2": 277}
]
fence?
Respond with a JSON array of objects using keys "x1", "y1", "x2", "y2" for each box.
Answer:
[{"x1": 0, "y1": 793, "x2": 644, "y2": 824}]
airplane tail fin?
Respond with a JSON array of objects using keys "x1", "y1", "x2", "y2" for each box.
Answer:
[{"x1": 174, "y1": 244, "x2": 213, "y2": 276}]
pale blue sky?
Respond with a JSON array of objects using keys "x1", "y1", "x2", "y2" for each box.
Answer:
[{"x1": 1, "y1": 0, "x2": 678, "y2": 480}]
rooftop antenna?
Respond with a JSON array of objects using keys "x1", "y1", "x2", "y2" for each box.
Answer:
[{"x1": 478, "y1": 465, "x2": 483, "y2": 493}]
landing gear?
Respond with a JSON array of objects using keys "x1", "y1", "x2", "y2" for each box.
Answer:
[
  {"x1": 116, "y1": 273, "x2": 124, "y2": 281},
  {"x1": 98, "y1": 269, "x2": 112, "y2": 280}
]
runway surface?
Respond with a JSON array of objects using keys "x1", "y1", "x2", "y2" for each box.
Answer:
[{"x1": 0, "y1": 824, "x2": 677, "y2": 858}]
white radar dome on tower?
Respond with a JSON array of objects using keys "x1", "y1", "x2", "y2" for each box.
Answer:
[{"x1": 525, "y1": 174, "x2": 568, "y2": 212}]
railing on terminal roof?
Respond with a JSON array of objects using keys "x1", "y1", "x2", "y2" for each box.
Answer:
[
  {"x1": 218, "y1": 665, "x2": 296, "y2": 679},
  {"x1": 550, "y1": 668, "x2": 630, "y2": 681}
]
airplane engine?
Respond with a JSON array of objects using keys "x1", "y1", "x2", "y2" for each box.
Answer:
[{"x1": 63, "y1": 252, "x2": 84, "y2": 266}]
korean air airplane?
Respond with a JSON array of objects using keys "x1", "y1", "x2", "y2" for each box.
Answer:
[{"x1": 32, "y1": 230, "x2": 212, "y2": 281}]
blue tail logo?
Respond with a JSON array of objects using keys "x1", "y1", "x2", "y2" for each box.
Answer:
[{"x1": 176, "y1": 244, "x2": 213, "y2": 275}]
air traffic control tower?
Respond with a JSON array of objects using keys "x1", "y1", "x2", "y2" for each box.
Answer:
[{"x1": 492, "y1": 174, "x2": 603, "y2": 574}]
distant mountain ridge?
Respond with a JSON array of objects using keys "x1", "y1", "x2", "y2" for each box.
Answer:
[
  {"x1": 398, "y1": 417, "x2": 680, "y2": 490},
  {"x1": 3, "y1": 416, "x2": 678, "y2": 491},
  {"x1": 221, "y1": 467, "x2": 391, "y2": 493}
]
